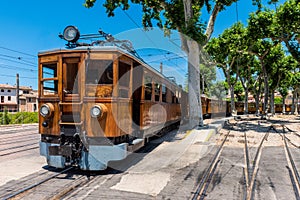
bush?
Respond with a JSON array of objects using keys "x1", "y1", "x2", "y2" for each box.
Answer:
[
  {"x1": 274, "y1": 97, "x2": 282, "y2": 104},
  {"x1": 0, "y1": 108, "x2": 11, "y2": 125},
  {"x1": 1, "y1": 112, "x2": 38, "y2": 125}
]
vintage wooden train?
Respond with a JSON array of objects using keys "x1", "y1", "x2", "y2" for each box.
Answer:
[
  {"x1": 38, "y1": 26, "x2": 293, "y2": 171},
  {"x1": 38, "y1": 26, "x2": 188, "y2": 170}
]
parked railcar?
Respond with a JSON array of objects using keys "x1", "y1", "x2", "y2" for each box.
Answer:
[{"x1": 38, "y1": 26, "x2": 186, "y2": 170}]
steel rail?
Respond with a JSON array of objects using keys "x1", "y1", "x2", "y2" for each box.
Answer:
[
  {"x1": 282, "y1": 127, "x2": 300, "y2": 200},
  {"x1": 245, "y1": 126, "x2": 269, "y2": 200},
  {"x1": 191, "y1": 129, "x2": 231, "y2": 200},
  {"x1": 0, "y1": 127, "x2": 37, "y2": 135},
  {"x1": 0, "y1": 142, "x2": 38, "y2": 152},
  {"x1": 0, "y1": 132, "x2": 37, "y2": 140},
  {"x1": 2, "y1": 167, "x2": 74, "y2": 200}
]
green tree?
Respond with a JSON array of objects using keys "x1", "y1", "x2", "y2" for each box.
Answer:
[
  {"x1": 234, "y1": 81, "x2": 244, "y2": 102},
  {"x1": 199, "y1": 64, "x2": 216, "y2": 95},
  {"x1": 209, "y1": 81, "x2": 227, "y2": 100},
  {"x1": 238, "y1": 54, "x2": 258, "y2": 114},
  {"x1": 290, "y1": 64, "x2": 300, "y2": 114},
  {"x1": 84, "y1": 0, "x2": 247, "y2": 127},
  {"x1": 206, "y1": 22, "x2": 246, "y2": 114},
  {"x1": 273, "y1": 0, "x2": 300, "y2": 63},
  {"x1": 278, "y1": 86, "x2": 288, "y2": 113},
  {"x1": 267, "y1": 45, "x2": 289, "y2": 114}
]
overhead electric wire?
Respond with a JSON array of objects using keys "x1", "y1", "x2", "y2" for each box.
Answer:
[
  {"x1": 122, "y1": 10, "x2": 187, "y2": 78},
  {"x1": 0, "y1": 53, "x2": 36, "y2": 65},
  {"x1": 0, "y1": 63, "x2": 37, "y2": 72},
  {"x1": 0, "y1": 74, "x2": 37, "y2": 79},
  {"x1": 0, "y1": 46, "x2": 36, "y2": 58},
  {"x1": 0, "y1": 57, "x2": 36, "y2": 68}
]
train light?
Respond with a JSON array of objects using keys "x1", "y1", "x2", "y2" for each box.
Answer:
[
  {"x1": 62, "y1": 26, "x2": 80, "y2": 43},
  {"x1": 90, "y1": 105, "x2": 102, "y2": 118},
  {"x1": 42, "y1": 121, "x2": 48, "y2": 127},
  {"x1": 40, "y1": 103, "x2": 54, "y2": 118}
]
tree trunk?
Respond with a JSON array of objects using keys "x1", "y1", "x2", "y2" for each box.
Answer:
[
  {"x1": 270, "y1": 90, "x2": 275, "y2": 115},
  {"x1": 282, "y1": 96, "x2": 286, "y2": 114},
  {"x1": 230, "y1": 85, "x2": 235, "y2": 114},
  {"x1": 187, "y1": 40, "x2": 203, "y2": 127},
  {"x1": 291, "y1": 90, "x2": 296, "y2": 114},
  {"x1": 295, "y1": 92, "x2": 298, "y2": 115},
  {"x1": 183, "y1": 0, "x2": 203, "y2": 128},
  {"x1": 262, "y1": 65, "x2": 269, "y2": 115},
  {"x1": 255, "y1": 77, "x2": 262, "y2": 115},
  {"x1": 225, "y1": 69, "x2": 236, "y2": 115},
  {"x1": 244, "y1": 87, "x2": 249, "y2": 115}
]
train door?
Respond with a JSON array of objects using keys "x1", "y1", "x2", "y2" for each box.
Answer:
[
  {"x1": 116, "y1": 57, "x2": 133, "y2": 136},
  {"x1": 60, "y1": 57, "x2": 82, "y2": 138},
  {"x1": 131, "y1": 63, "x2": 143, "y2": 132},
  {"x1": 62, "y1": 58, "x2": 80, "y2": 100}
]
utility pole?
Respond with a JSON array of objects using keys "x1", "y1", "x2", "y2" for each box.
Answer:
[
  {"x1": 160, "y1": 62, "x2": 163, "y2": 74},
  {"x1": 16, "y1": 73, "x2": 19, "y2": 112}
]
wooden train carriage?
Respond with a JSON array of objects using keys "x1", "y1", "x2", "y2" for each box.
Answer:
[
  {"x1": 38, "y1": 46, "x2": 184, "y2": 170},
  {"x1": 285, "y1": 104, "x2": 292, "y2": 112},
  {"x1": 206, "y1": 98, "x2": 227, "y2": 117},
  {"x1": 235, "y1": 102, "x2": 244, "y2": 114},
  {"x1": 274, "y1": 104, "x2": 283, "y2": 113},
  {"x1": 201, "y1": 96, "x2": 208, "y2": 116}
]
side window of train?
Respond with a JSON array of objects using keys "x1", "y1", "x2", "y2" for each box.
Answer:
[
  {"x1": 144, "y1": 76, "x2": 152, "y2": 101},
  {"x1": 42, "y1": 63, "x2": 58, "y2": 95},
  {"x1": 175, "y1": 90, "x2": 180, "y2": 104},
  {"x1": 162, "y1": 84, "x2": 167, "y2": 103},
  {"x1": 154, "y1": 82, "x2": 160, "y2": 102},
  {"x1": 172, "y1": 91, "x2": 176, "y2": 103},
  {"x1": 86, "y1": 60, "x2": 113, "y2": 85},
  {"x1": 118, "y1": 61, "x2": 131, "y2": 98}
]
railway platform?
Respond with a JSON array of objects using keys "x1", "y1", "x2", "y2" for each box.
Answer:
[{"x1": 108, "y1": 118, "x2": 228, "y2": 196}]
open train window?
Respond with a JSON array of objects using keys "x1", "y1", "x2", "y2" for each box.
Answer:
[
  {"x1": 118, "y1": 61, "x2": 131, "y2": 98},
  {"x1": 42, "y1": 63, "x2": 58, "y2": 95},
  {"x1": 144, "y1": 76, "x2": 152, "y2": 101},
  {"x1": 43, "y1": 80, "x2": 58, "y2": 95},
  {"x1": 86, "y1": 60, "x2": 113, "y2": 85},
  {"x1": 42, "y1": 64, "x2": 57, "y2": 79},
  {"x1": 162, "y1": 84, "x2": 167, "y2": 102},
  {"x1": 63, "y1": 59, "x2": 79, "y2": 94},
  {"x1": 154, "y1": 82, "x2": 160, "y2": 102}
]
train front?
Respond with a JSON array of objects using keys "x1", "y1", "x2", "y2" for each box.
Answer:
[{"x1": 38, "y1": 26, "x2": 134, "y2": 170}]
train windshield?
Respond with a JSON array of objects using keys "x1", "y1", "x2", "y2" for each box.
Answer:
[
  {"x1": 85, "y1": 60, "x2": 113, "y2": 97},
  {"x1": 86, "y1": 60, "x2": 113, "y2": 85}
]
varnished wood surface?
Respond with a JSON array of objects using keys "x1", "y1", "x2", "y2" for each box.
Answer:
[{"x1": 38, "y1": 50, "x2": 184, "y2": 139}]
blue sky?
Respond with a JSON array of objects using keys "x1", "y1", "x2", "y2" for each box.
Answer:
[{"x1": 0, "y1": 0, "x2": 283, "y2": 89}]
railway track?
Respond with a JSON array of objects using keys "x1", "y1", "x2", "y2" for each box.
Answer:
[
  {"x1": 0, "y1": 126, "x2": 39, "y2": 157},
  {"x1": 273, "y1": 124, "x2": 300, "y2": 199},
  {"x1": 0, "y1": 125, "x2": 37, "y2": 135},
  {"x1": 0, "y1": 126, "x2": 179, "y2": 199},
  {"x1": 0, "y1": 167, "x2": 94, "y2": 200},
  {"x1": 243, "y1": 125, "x2": 269, "y2": 200},
  {"x1": 191, "y1": 118, "x2": 290, "y2": 200},
  {"x1": 191, "y1": 122, "x2": 232, "y2": 200}
]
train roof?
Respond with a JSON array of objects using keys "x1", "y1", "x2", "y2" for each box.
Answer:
[{"x1": 39, "y1": 45, "x2": 184, "y2": 90}]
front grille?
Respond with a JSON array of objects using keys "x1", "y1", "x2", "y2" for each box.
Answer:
[
  {"x1": 61, "y1": 113, "x2": 81, "y2": 123},
  {"x1": 61, "y1": 125, "x2": 80, "y2": 136}
]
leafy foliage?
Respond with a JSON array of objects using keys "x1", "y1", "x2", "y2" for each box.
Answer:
[{"x1": 0, "y1": 112, "x2": 38, "y2": 125}]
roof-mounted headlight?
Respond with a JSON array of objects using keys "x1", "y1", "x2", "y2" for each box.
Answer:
[
  {"x1": 62, "y1": 25, "x2": 80, "y2": 43},
  {"x1": 40, "y1": 103, "x2": 54, "y2": 118}
]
